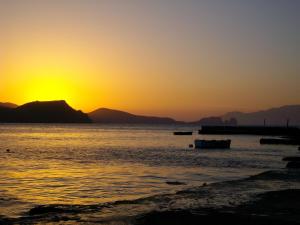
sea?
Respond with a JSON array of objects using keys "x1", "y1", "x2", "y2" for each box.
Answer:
[{"x1": 0, "y1": 124, "x2": 297, "y2": 222}]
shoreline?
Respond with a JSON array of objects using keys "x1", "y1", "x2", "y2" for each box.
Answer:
[
  {"x1": 1, "y1": 168, "x2": 300, "y2": 225},
  {"x1": 136, "y1": 189, "x2": 300, "y2": 225}
]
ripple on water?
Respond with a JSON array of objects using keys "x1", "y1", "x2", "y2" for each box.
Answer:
[{"x1": 0, "y1": 124, "x2": 297, "y2": 218}]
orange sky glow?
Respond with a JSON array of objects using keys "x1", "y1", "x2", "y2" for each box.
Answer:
[{"x1": 0, "y1": 1, "x2": 299, "y2": 120}]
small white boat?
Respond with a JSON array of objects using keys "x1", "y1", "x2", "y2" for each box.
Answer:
[{"x1": 194, "y1": 139, "x2": 231, "y2": 149}]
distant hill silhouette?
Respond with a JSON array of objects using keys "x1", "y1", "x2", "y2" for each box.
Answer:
[
  {"x1": 89, "y1": 108, "x2": 178, "y2": 124},
  {"x1": 222, "y1": 105, "x2": 300, "y2": 126},
  {"x1": 0, "y1": 102, "x2": 18, "y2": 108},
  {"x1": 190, "y1": 117, "x2": 237, "y2": 126},
  {"x1": 1, "y1": 101, "x2": 298, "y2": 125},
  {"x1": 0, "y1": 100, "x2": 91, "y2": 123},
  {"x1": 89, "y1": 108, "x2": 237, "y2": 125},
  {"x1": 89, "y1": 105, "x2": 299, "y2": 126}
]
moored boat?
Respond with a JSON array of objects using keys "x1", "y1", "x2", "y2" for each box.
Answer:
[
  {"x1": 173, "y1": 131, "x2": 193, "y2": 135},
  {"x1": 260, "y1": 138, "x2": 300, "y2": 145},
  {"x1": 194, "y1": 139, "x2": 231, "y2": 149}
]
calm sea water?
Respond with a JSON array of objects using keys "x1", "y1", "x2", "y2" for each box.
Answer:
[{"x1": 0, "y1": 124, "x2": 296, "y2": 218}]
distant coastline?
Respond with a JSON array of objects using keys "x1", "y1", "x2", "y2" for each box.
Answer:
[{"x1": 1, "y1": 100, "x2": 300, "y2": 125}]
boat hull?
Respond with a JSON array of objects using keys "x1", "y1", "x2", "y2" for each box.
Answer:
[{"x1": 173, "y1": 132, "x2": 193, "y2": 135}]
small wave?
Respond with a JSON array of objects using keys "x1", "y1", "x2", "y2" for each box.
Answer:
[
  {"x1": 28, "y1": 205, "x2": 83, "y2": 215},
  {"x1": 4, "y1": 169, "x2": 300, "y2": 224}
]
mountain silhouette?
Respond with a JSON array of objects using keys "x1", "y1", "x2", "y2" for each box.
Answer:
[
  {"x1": 222, "y1": 105, "x2": 300, "y2": 126},
  {"x1": 0, "y1": 102, "x2": 18, "y2": 108},
  {"x1": 0, "y1": 100, "x2": 91, "y2": 123},
  {"x1": 89, "y1": 108, "x2": 178, "y2": 124},
  {"x1": 1, "y1": 101, "x2": 299, "y2": 125}
]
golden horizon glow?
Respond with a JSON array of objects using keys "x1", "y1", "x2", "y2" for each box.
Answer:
[{"x1": 1, "y1": 1, "x2": 299, "y2": 120}]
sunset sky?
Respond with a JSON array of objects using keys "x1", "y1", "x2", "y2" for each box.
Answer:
[{"x1": 0, "y1": 0, "x2": 299, "y2": 120}]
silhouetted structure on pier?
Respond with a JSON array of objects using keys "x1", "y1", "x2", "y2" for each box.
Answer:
[{"x1": 199, "y1": 126, "x2": 300, "y2": 136}]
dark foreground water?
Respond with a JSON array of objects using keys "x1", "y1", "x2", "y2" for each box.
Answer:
[{"x1": 0, "y1": 124, "x2": 298, "y2": 223}]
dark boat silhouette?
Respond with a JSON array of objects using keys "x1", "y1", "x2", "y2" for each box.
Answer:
[
  {"x1": 173, "y1": 131, "x2": 193, "y2": 135},
  {"x1": 194, "y1": 139, "x2": 231, "y2": 149},
  {"x1": 260, "y1": 138, "x2": 300, "y2": 145},
  {"x1": 199, "y1": 126, "x2": 300, "y2": 136}
]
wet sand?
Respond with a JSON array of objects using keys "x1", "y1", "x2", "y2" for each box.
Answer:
[{"x1": 136, "y1": 189, "x2": 300, "y2": 225}]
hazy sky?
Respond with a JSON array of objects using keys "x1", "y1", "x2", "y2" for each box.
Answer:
[{"x1": 0, "y1": 0, "x2": 299, "y2": 120}]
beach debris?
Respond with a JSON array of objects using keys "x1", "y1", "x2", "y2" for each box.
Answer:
[
  {"x1": 6, "y1": 149, "x2": 10, "y2": 153},
  {"x1": 166, "y1": 181, "x2": 186, "y2": 185}
]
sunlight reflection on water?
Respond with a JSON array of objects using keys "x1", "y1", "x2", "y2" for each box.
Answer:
[{"x1": 0, "y1": 124, "x2": 296, "y2": 217}]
